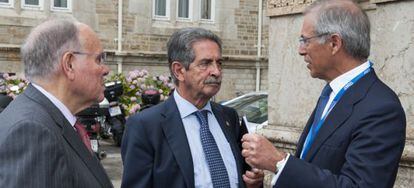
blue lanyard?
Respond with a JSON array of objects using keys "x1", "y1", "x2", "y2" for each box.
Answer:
[{"x1": 301, "y1": 62, "x2": 373, "y2": 159}]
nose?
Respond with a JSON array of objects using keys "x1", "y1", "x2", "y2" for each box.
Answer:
[
  {"x1": 209, "y1": 62, "x2": 222, "y2": 77},
  {"x1": 102, "y1": 64, "x2": 110, "y2": 76},
  {"x1": 298, "y1": 44, "x2": 306, "y2": 56}
]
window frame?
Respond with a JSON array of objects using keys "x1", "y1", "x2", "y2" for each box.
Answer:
[
  {"x1": 51, "y1": 0, "x2": 72, "y2": 12},
  {"x1": 0, "y1": 0, "x2": 13, "y2": 8},
  {"x1": 21, "y1": 0, "x2": 43, "y2": 10},
  {"x1": 176, "y1": 0, "x2": 193, "y2": 21},
  {"x1": 200, "y1": 0, "x2": 215, "y2": 22},
  {"x1": 153, "y1": 0, "x2": 170, "y2": 20}
]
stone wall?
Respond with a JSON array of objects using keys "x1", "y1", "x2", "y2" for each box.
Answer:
[
  {"x1": 0, "y1": 0, "x2": 270, "y2": 100},
  {"x1": 264, "y1": 0, "x2": 414, "y2": 187}
]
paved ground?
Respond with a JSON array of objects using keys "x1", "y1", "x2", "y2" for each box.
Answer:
[{"x1": 100, "y1": 139, "x2": 123, "y2": 188}]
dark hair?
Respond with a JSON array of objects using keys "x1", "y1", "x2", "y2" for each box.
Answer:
[{"x1": 167, "y1": 27, "x2": 222, "y2": 85}]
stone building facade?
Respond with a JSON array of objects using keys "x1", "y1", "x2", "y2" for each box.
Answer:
[
  {"x1": 263, "y1": 0, "x2": 414, "y2": 187},
  {"x1": 0, "y1": 0, "x2": 269, "y2": 101}
]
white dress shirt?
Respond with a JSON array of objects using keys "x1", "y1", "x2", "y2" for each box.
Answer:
[
  {"x1": 32, "y1": 83, "x2": 77, "y2": 127},
  {"x1": 174, "y1": 90, "x2": 239, "y2": 188}
]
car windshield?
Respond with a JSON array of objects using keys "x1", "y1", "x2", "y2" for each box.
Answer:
[{"x1": 225, "y1": 94, "x2": 267, "y2": 124}]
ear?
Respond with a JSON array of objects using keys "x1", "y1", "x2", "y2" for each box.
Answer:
[
  {"x1": 329, "y1": 34, "x2": 342, "y2": 55},
  {"x1": 171, "y1": 61, "x2": 186, "y2": 82},
  {"x1": 61, "y1": 52, "x2": 76, "y2": 80}
]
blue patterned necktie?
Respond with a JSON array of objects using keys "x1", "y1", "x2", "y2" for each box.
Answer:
[
  {"x1": 301, "y1": 84, "x2": 332, "y2": 159},
  {"x1": 194, "y1": 110, "x2": 231, "y2": 188}
]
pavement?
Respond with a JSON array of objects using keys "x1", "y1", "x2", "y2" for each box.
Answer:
[{"x1": 100, "y1": 139, "x2": 123, "y2": 188}]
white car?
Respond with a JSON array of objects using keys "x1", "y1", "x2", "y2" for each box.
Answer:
[{"x1": 221, "y1": 92, "x2": 268, "y2": 133}]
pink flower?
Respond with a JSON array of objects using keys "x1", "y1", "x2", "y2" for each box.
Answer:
[
  {"x1": 18, "y1": 82, "x2": 25, "y2": 88},
  {"x1": 129, "y1": 104, "x2": 141, "y2": 114}
]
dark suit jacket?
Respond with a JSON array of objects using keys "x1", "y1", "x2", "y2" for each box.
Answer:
[
  {"x1": 121, "y1": 95, "x2": 249, "y2": 188},
  {"x1": 0, "y1": 84, "x2": 113, "y2": 188},
  {"x1": 275, "y1": 71, "x2": 406, "y2": 188}
]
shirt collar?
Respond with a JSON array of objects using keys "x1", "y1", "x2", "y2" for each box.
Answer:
[
  {"x1": 32, "y1": 83, "x2": 77, "y2": 127},
  {"x1": 329, "y1": 61, "x2": 370, "y2": 95},
  {"x1": 173, "y1": 90, "x2": 212, "y2": 119}
]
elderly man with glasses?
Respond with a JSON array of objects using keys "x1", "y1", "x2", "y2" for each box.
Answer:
[
  {"x1": 241, "y1": 0, "x2": 406, "y2": 188},
  {"x1": 0, "y1": 19, "x2": 112, "y2": 187}
]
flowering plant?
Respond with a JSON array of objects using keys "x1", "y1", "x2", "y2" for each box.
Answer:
[
  {"x1": 107, "y1": 69, "x2": 174, "y2": 116},
  {"x1": 0, "y1": 73, "x2": 29, "y2": 99}
]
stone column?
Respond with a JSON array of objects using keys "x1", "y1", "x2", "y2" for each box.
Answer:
[{"x1": 263, "y1": 0, "x2": 414, "y2": 187}]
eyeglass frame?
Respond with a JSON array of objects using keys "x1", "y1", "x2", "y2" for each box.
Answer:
[
  {"x1": 299, "y1": 33, "x2": 331, "y2": 47},
  {"x1": 72, "y1": 51, "x2": 107, "y2": 65}
]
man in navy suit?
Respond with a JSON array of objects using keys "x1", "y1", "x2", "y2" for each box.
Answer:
[
  {"x1": 241, "y1": 0, "x2": 406, "y2": 188},
  {"x1": 121, "y1": 28, "x2": 263, "y2": 188}
]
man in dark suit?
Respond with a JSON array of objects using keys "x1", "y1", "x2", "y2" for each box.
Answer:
[
  {"x1": 121, "y1": 28, "x2": 263, "y2": 188},
  {"x1": 0, "y1": 19, "x2": 113, "y2": 187},
  {"x1": 241, "y1": 0, "x2": 406, "y2": 188}
]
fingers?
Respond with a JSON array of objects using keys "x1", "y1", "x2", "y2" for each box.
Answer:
[
  {"x1": 243, "y1": 169, "x2": 264, "y2": 187},
  {"x1": 241, "y1": 133, "x2": 257, "y2": 142}
]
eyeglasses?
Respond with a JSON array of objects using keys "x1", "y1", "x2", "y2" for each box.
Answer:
[
  {"x1": 72, "y1": 51, "x2": 107, "y2": 65},
  {"x1": 299, "y1": 33, "x2": 330, "y2": 46}
]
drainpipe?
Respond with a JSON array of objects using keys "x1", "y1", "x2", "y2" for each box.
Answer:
[
  {"x1": 255, "y1": 0, "x2": 263, "y2": 92},
  {"x1": 117, "y1": 0, "x2": 123, "y2": 73}
]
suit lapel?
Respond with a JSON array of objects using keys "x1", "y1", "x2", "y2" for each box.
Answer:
[
  {"x1": 160, "y1": 96, "x2": 195, "y2": 188},
  {"x1": 61, "y1": 120, "x2": 112, "y2": 186},
  {"x1": 211, "y1": 103, "x2": 244, "y2": 183},
  {"x1": 295, "y1": 108, "x2": 316, "y2": 158},
  {"x1": 304, "y1": 71, "x2": 377, "y2": 161},
  {"x1": 24, "y1": 85, "x2": 111, "y2": 187}
]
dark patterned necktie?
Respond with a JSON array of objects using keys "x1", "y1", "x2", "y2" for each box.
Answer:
[{"x1": 194, "y1": 110, "x2": 230, "y2": 188}]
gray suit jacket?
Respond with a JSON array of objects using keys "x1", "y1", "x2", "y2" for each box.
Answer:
[{"x1": 0, "y1": 84, "x2": 113, "y2": 188}]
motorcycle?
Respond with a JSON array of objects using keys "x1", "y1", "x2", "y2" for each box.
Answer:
[
  {"x1": 76, "y1": 103, "x2": 108, "y2": 160},
  {"x1": 103, "y1": 81, "x2": 126, "y2": 147},
  {"x1": 139, "y1": 89, "x2": 161, "y2": 112}
]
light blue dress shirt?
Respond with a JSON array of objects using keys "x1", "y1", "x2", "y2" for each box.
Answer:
[{"x1": 174, "y1": 91, "x2": 239, "y2": 188}]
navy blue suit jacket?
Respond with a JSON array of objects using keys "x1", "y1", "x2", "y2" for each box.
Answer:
[
  {"x1": 275, "y1": 70, "x2": 406, "y2": 188},
  {"x1": 121, "y1": 95, "x2": 249, "y2": 188}
]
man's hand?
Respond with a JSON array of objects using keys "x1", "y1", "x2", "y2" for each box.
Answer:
[
  {"x1": 243, "y1": 168, "x2": 264, "y2": 188},
  {"x1": 241, "y1": 133, "x2": 286, "y2": 172}
]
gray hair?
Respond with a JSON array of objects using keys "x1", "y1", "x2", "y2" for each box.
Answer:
[
  {"x1": 21, "y1": 19, "x2": 81, "y2": 82},
  {"x1": 167, "y1": 27, "x2": 222, "y2": 85},
  {"x1": 305, "y1": 0, "x2": 370, "y2": 60}
]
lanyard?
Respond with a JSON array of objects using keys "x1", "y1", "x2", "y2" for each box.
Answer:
[{"x1": 301, "y1": 62, "x2": 372, "y2": 159}]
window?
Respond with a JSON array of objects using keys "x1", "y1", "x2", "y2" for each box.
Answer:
[
  {"x1": 22, "y1": 0, "x2": 43, "y2": 10},
  {"x1": 177, "y1": 0, "x2": 189, "y2": 18},
  {"x1": 0, "y1": 0, "x2": 13, "y2": 8},
  {"x1": 200, "y1": 0, "x2": 214, "y2": 21},
  {"x1": 51, "y1": 0, "x2": 71, "y2": 11},
  {"x1": 154, "y1": 0, "x2": 170, "y2": 19}
]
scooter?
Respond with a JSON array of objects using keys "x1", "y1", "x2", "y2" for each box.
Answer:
[{"x1": 104, "y1": 81, "x2": 126, "y2": 147}]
